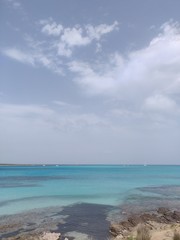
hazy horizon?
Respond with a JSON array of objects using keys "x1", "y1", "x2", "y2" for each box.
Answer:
[{"x1": 1, "y1": 0, "x2": 180, "y2": 164}]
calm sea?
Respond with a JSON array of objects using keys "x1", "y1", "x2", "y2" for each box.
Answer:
[{"x1": 0, "y1": 165, "x2": 180, "y2": 216}]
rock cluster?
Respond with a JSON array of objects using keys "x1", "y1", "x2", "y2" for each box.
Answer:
[{"x1": 110, "y1": 207, "x2": 180, "y2": 238}]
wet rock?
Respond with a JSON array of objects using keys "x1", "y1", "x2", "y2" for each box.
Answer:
[
  {"x1": 128, "y1": 216, "x2": 141, "y2": 226},
  {"x1": 157, "y1": 207, "x2": 170, "y2": 215},
  {"x1": 173, "y1": 211, "x2": 180, "y2": 221},
  {"x1": 121, "y1": 220, "x2": 133, "y2": 229},
  {"x1": 140, "y1": 213, "x2": 154, "y2": 222}
]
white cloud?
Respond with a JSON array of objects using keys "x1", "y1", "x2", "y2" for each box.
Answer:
[
  {"x1": 58, "y1": 21, "x2": 118, "y2": 56},
  {"x1": 61, "y1": 27, "x2": 91, "y2": 47},
  {"x1": 52, "y1": 100, "x2": 80, "y2": 109},
  {"x1": 7, "y1": 0, "x2": 21, "y2": 9},
  {"x1": 68, "y1": 54, "x2": 124, "y2": 95},
  {"x1": 53, "y1": 100, "x2": 70, "y2": 107},
  {"x1": 143, "y1": 94, "x2": 178, "y2": 112},
  {"x1": 3, "y1": 19, "x2": 119, "y2": 76},
  {"x1": 57, "y1": 42, "x2": 72, "y2": 57},
  {"x1": 96, "y1": 42, "x2": 102, "y2": 53},
  {"x1": 40, "y1": 20, "x2": 119, "y2": 57},
  {"x1": 0, "y1": 103, "x2": 107, "y2": 131},
  {"x1": 3, "y1": 47, "x2": 63, "y2": 75},
  {"x1": 3, "y1": 19, "x2": 180, "y2": 120},
  {"x1": 86, "y1": 21, "x2": 119, "y2": 40},
  {"x1": 41, "y1": 21, "x2": 63, "y2": 36},
  {"x1": 69, "y1": 22, "x2": 180, "y2": 115},
  {"x1": 0, "y1": 103, "x2": 53, "y2": 120},
  {"x1": 3, "y1": 48, "x2": 35, "y2": 65}
]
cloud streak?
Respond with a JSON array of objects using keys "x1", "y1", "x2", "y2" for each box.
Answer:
[
  {"x1": 0, "y1": 103, "x2": 107, "y2": 131},
  {"x1": 3, "y1": 45, "x2": 63, "y2": 75},
  {"x1": 3, "y1": 48, "x2": 35, "y2": 65}
]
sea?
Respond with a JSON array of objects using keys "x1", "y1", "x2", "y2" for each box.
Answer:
[{"x1": 1, "y1": 165, "x2": 180, "y2": 239}]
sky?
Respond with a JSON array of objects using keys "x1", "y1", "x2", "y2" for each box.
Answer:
[{"x1": 0, "y1": 0, "x2": 180, "y2": 164}]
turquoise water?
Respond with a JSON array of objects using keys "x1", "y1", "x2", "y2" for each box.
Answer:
[{"x1": 1, "y1": 165, "x2": 180, "y2": 216}]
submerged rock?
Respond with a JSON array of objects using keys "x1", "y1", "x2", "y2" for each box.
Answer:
[
  {"x1": 41, "y1": 232, "x2": 61, "y2": 240},
  {"x1": 1, "y1": 232, "x2": 61, "y2": 240}
]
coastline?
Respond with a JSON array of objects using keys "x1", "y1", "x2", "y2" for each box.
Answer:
[
  {"x1": 0, "y1": 203, "x2": 180, "y2": 240},
  {"x1": 1, "y1": 203, "x2": 180, "y2": 240},
  {"x1": 110, "y1": 207, "x2": 180, "y2": 240}
]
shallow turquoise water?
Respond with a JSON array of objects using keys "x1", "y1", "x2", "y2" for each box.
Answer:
[{"x1": 1, "y1": 165, "x2": 180, "y2": 216}]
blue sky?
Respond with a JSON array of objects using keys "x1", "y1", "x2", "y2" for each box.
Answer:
[{"x1": 1, "y1": 0, "x2": 180, "y2": 164}]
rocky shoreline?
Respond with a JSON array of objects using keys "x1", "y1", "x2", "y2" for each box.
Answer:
[
  {"x1": 110, "y1": 207, "x2": 180, "y2": 239},
  {"x1": 1, "y1": 205, "x2": 180, "y2": 240}
]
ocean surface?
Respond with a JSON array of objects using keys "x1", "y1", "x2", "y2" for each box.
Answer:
[{"x1": 1, "y1": 165, "x2": 180, "y2": 217}]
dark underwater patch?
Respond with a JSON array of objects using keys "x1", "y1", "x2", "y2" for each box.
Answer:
[
  {"x1": 137, "y1": 185, "x2": 180, "y2": 196},
  {"x1": 56, "y1": 203, "x2": 113, "y2": 240},
  {"x1": 0, "y1": 175, "x2": 74, "y2": 189},
  {"x1": 0, "y1": 202, "x2": 114, "y2": 240}
]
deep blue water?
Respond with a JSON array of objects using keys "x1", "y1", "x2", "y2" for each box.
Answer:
[{"x1": 0, "y1": 165, "x2": 180, "y2": 216}]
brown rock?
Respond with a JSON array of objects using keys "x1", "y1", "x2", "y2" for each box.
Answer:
[
  {"x1": 172, "y1": 211, "x2": 180, "y2": 221},
  {"x1": 121, "y1": 220, "x2": 133, "y2": 229},
  {"x1": 157, "y1": 207, "x2": 170, "y2": 215},
  {"x1": 110, "y1": 224, "x2": 124, "y2": 237},
  {"x1": 140, "y1": 213, "x2": 154, "y2": 222},
  {"x1": 128, "y1": 216, "x2": 141, "y2": 226},
  {"x1": 110, "y1": 207, "x2": 180, "y2": 239}
]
